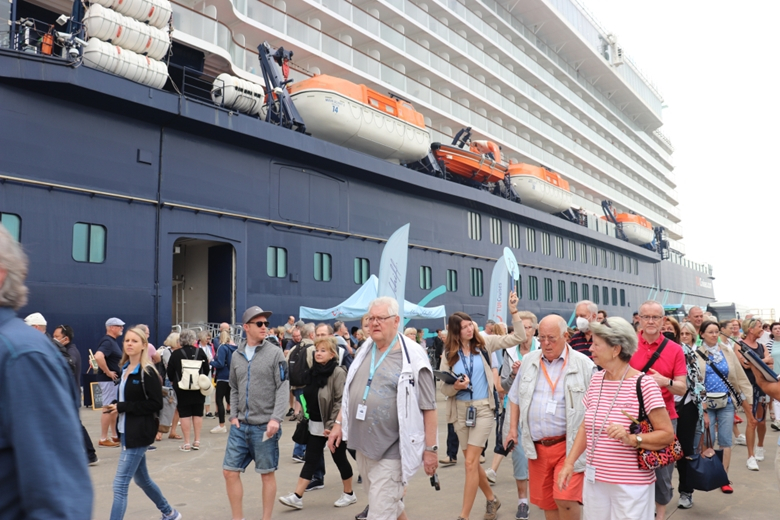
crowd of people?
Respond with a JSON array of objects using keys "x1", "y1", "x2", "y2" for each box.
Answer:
[{"x1": 1, "y1": 223, "x2": 779, "y2": 520}]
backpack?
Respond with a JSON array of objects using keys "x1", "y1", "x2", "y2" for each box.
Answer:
[
  {"x1": 178, "y1": 347, "x2": 204, "y2": 391},
  {"x1": 288, "y1": 343, "x2": 311, "y2": 387}
]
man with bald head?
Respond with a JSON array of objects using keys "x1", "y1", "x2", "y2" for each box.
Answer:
[
  {"x1": 505, "y1": 315, "x2": 595, "y2": 520},
  {"x1": 687, "y1": 307, "x2": 704, "y2": 339}
]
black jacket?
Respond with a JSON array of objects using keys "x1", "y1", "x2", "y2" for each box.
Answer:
[{"x1": 116, "y1": 364, "x2": 163, "y2": 449}]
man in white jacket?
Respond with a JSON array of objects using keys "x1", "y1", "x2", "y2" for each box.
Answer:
[{"x1": 328, "y1": 296, "x2": 438, "y2": 520}]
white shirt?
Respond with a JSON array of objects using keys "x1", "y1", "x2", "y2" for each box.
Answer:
[{"x1": 524, "y1": 348, "x2": 568, "y2": 440}]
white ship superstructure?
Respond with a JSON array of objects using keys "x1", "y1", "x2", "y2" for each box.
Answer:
[{"x1": 168, "y1": 0, "x2": 682, "y2": 244}]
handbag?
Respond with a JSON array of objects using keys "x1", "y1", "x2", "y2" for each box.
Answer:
[
  {"x1": 705, "y1": 392, "x2": 729, "y2": 410},
  {"x1": 630, "y1": 375, "x2": 683, "y2": 470},
  {"x1": 292, "y1": 393, "x2": 311, "y2": 445},
  {"x1": 685, "y1": 429, "x2": 730, "y2": 491}
]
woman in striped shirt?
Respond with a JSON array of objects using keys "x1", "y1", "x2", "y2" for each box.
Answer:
[{"x1": 557, "y1": 317, "x2": 674, "y2": 520}]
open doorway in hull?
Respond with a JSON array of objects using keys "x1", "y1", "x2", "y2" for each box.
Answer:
[{"x1": 172, "y1": 238, "x2": 236, "y2": 327}]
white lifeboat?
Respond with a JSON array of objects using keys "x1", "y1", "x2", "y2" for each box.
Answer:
[
  {"x1": 211, "y1": 74, "x2": 264, "y2": 116},
  {"x1": 604, "y1": 213, "x2": 655, "y2": 245},
  {"x1": 286, "y1": 75, "x2": 430, "y2": 163},
  {"x1": 507, "y1": 163, "x2": 573, "y2": 214},
  {"x1": 82, "y1": 37, "x2": 168, "y2": 89}
]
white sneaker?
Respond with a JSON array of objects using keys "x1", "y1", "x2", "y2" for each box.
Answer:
[
  {"x1": 485, "y1": 468, "x2": 497, "y2": 484},
  {"x1": 278, "y1": 493, "x2": 303, "y2": 509},
  {"x1": 210, "y1": 425, "x2": 226, "y2": 434},
  {"x1": 747, "y1": 456, "x2": 759, "y2": 471},
  {"x1": 734, "y1": 434, "x2": 747, "y2": 445},
  {"x1": 334, "y1": 492, "x2": 357, "y2": 507},
  {"x1": 755, "y1": 447, "x2": 765, "y2": 461}
]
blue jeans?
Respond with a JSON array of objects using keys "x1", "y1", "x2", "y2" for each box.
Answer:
[
  {"x1": 110, "y1": 440, "x2": 173, "y2": 520},
  {"x1": 706, "y1": 401, "x2": 735, "y2": 448}
]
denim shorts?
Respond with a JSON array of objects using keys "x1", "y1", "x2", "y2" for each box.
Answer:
[{"x1": 223, "y1": 423, "x2": 281, "y2": 474}]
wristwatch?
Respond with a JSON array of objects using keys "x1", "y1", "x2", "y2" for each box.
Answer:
[
  {"x1": 668, "y1": 379, "x2": 674, "y2": 388},
  {"x1": 425, "y1": 445, "x2": 438, "y2": 453},
  {"x1": 635, "y1": 435, "x2": 643, "y2": 448}
]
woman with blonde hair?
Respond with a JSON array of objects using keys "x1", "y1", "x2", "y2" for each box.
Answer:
[
  {"x1": 210, "y1": 328, "x2": 237, "y2": 434},
  {"x1": 104, "y1": 327, "x2": 181, "y2": 520},
  {"x1": 440, "y1": 291, "x2": 525, "y2": 520}
]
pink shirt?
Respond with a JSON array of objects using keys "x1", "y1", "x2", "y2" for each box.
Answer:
[
  {"x1": 583, "y1": 372, "x2": 665, "y2": 485},
  {"x1": 629, "y1": 334, "x2": 687, "y2": 419}
]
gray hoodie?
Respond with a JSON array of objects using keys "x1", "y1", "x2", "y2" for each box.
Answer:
[{"x1": 229, "y1": 339, "x2": 289, "y2": 425}]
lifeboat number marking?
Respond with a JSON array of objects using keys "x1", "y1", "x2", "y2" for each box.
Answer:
[{"x1": 323, "y1": 95, "x2": 345, "y2": 114}]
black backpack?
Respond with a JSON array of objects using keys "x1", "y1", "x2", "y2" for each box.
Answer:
[{"x1": 288, "y1": 343, "x2": 311, "y2": 387}]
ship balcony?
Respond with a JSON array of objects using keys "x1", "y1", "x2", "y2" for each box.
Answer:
[{"x1": 169, "y1": 0, "x2": 681, "y2": 230}]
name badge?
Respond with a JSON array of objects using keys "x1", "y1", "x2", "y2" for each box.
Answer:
[
  {"x1": 585, "y1": 464, "x2": 596, "y2": 483},
  {"x1": 545, "y1": 400, "x2": 557, "y2": 415},
  {"x1": 356, "y1": 403, "x2": 367, "y2": 421}
]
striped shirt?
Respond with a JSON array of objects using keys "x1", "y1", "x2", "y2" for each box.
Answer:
[
  {"x1": 583, "y1": 371, "x2": 665, "y2": 485},
  {"x1": 569, "y1": 331, "x2": 592, "y2": 359}
]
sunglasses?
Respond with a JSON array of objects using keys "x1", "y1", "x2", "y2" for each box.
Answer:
[{"x1": 249, "y1": 321, "x2": 270, "y2": 328}]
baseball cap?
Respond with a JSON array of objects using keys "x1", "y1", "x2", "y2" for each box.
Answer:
[
  {"x1": 242, "y1": 306, "x2": 273, "y2": 324},
  {"x1": 106, "y1": 317, "x2": 125, "y2": 327},
  {"x1": 24, "y1": 312, "x2": 47, "y2": 326}
]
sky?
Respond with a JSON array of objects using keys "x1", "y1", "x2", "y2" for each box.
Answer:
[{"x1": 579, "y1": 0, "x2": 780, "y2": 315}]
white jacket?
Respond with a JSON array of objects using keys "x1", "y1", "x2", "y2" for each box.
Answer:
[
  {"x1": 515, "y1": 345, "x2": 595, "y2": 473},
  {"x1": 342, "y1": 334, "x2": 435, "y2": 485}
]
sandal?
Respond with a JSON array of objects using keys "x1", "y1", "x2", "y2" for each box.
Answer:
[
  {"x1": 179, "y1": 444, "x2": 192, "y2": 452},
  {"x1": 168, "y1": 433, "x2": 182, "y2": 440},
  {"x1": 192, "y1": 441, "x2": 200, "y2": 450}
]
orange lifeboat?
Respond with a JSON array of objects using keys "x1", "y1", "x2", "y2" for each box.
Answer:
[
  {"x1": 601, "y1": 212, "x2": 654, "y2": 245},
  {"x1": 507, "y1": 163, "x2": 572, "y2": 214},
  {"x1": 430, "y1": 141, "x2": 507, "y2": 183}
]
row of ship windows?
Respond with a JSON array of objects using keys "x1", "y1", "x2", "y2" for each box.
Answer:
[
  {"x1": 469, "y1": 212, "x2": 639, "y2": 275},
  {"x1": 1, "y1": 213, "x2": 106, "y2": 263},
  {"x1": 269, "y1": 246, "x2": 626, "y2": 306}
]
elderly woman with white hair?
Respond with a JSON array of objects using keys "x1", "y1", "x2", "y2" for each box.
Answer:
[
  {"x1": 166, "y1": 329, "x2": 210, "y2": 451},
  {"x1": 558, "y1": 317, "x2": 674, "y2": 520}
]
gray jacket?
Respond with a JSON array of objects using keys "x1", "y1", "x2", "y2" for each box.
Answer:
[{"x1": 229, "y1": 339, "x2": 290, "y2": 425}]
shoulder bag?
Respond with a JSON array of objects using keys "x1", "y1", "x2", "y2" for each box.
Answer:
[
  {"x1": 630, "y1": 374, "x2": 683, "y2": 470},
  {"x1": 696, "y1": 349, "x2": 743, "y2": 409},
  {"x1": 685, "y1": 428, "x2": 730, "y2": 491}
]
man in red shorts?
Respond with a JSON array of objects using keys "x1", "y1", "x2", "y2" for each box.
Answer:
[{"x1": 506, "y1": 315, "x2": 596, "y2": 520}]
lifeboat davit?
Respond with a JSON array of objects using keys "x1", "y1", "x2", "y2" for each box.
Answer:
[
  {"x1": 603, "y1": 213, "x2": 655, "y2": 245},
  {"x1": 507, "y1": 163, "x2": 572, "y2": 214},
  {"x1": 430, "y1": 141, "x2": 507, "y2": 183},
  {"x1": 286, "y1": 75, "x2": 431, "y2": 163}
]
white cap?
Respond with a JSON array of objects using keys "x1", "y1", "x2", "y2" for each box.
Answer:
[
  {"x1": 24, "y1": 312, "x2": 47, "y2": 326},
  {"x1": 105, "y1": 317, "x2": 125, "y2": 327}
]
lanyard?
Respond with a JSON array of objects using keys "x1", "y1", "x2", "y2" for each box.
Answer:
[
  {"x1": 458, "y1": 347, "x2": 475, "y2": 398},
  {"x1": 587, "y1": 364, "x2": 631, "y2": 464},
  {"x1": 362, "y1": 335, "x2": 398, "y2": 402},
  {"x1": 540, "y1": 346, "x2": 569, "y2": 394}
]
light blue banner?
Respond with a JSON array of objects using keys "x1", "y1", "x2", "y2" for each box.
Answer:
[
  {"x1": 488, "y1": 248, "x2": 520, "y2": 325},
  {"x1": 378, "y1": 224, "x2": 410, "y2": 332}
]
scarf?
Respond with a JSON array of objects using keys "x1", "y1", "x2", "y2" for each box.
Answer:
[
  {"x1": 310, "y1": 358, "x2": 338, "y2": 388},
  {"x1": 705, "y1": 343, "x2": 724, "y2": 364}
]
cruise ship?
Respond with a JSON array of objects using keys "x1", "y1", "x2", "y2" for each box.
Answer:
[{"x1": 0, "y1": 0, "x2": 714, "y2": 359}]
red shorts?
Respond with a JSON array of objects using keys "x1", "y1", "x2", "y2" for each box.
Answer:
[{"x1": 528, "y1": 441, "x2": 583, "y2": 510}]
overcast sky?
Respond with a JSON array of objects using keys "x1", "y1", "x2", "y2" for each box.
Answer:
[{"x1": 579, "y1": 0, "x2": 780, "y2": 315}]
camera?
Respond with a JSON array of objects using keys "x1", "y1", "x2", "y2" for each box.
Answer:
[
  {"x1": 430, "y1": 473, "x2": 440, "y2": 491},
  {"x1": 465, "y1": 405, "x2": 476, "y2": 428}
]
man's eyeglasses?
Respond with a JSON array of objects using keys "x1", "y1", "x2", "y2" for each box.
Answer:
[
  {"x1": 639, "y1": 315, "x2": 664, "y2": 322},
  {"x1": 367, "y1": 315, "x2": 397, "y2": 324},
  {"x1": 248, "y1": 321, "x2": 270, "y2": 328},
  {"x1": 538, "y1": 335, "x2": 560, "y2": 343}
]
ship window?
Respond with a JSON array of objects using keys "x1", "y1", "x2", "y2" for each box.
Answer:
[
  {"x1": 509, "y1": 223, "x2": 520, "y2": 249},
  {"x1": 580, "y1": 243, "x2": 587, "y2": 264},
  {"x1": 610, "y1": 252, "x2": 616, "y2": 270},
  {"x1": 314, "y1": 252, "x2": 332, "y2": 282},
  {"x1": 385, "y1": 105, "x2": 395, "y2": 114},
  {"x1": 369, "y1": 98, "x2": 379, "y2": 107},
  {"x1": 446, "y1": 269, "x2": 458, "y2": 292},
  {"x1": 490, "y1": 218, "x2": 502, "y2": 245},
  {"x1": 0, "y1": 213, "x2": 21, "y2": 242},
  {"x1": 582, "y1": 284, "x2": 589, "y2": 301},
  {"x1": 72, "y1": 223, "x2": 106, "y2": 263},
  {"x1": 556, "y1": 236, "x2": 564, "y2": 258},
  {"x1": 627, "y1": 257, "x2": 633, "y2": 274},
  {"x1": 633, "y1": 259, "x2": 639, "y2": 275},
  {"x1": 267, "y1": 247, "x2": 287, "y2": 278},
  {"x1": 354, "y1": 258, "x2": 370, "y2": 284},
  {"x1": 590, "y1": 246, "x2": 597, "y2": 266},
  {"x1": 619, "y1": 255, "x2": 625, "y2": 272},
  {"x1": 469, "y1": 268, "x2": 484, "y2": 297},
  {"x1": 558, "y1": 280, "x2": 566, "y2": 302},
  {"x1": 592, "y1": 285, "x2": 599, "y2": 304},
  {"x1": 541, "y1": 232, "x2": 550, "y2": 255},
  {"x1": 620, "y1": 289, "x2": 626, "y2": 306},
  {"x1": 570, "y1": 282, "x2": 578, "y2": 302},
  {"x1": 612, "y1": 288, "x2": 618, "y2": 306},
  {"x1": 600, "y1": 249, "x2": 607, "y2": 268},
  {"x1": 515, "y1": 277, "x2": 522, "y2": 299},
  {"x1": 529, "y1": 276, "x2": 538, "y2": 301},
  {"x1": 603, "y1": 286, "x2": 609, "y2": 306},
  {"x1": 526, "y1": 228, "x2": 536, "y2": 252},
  {"x1": 468, "y1": 212, "x2": 482, "y2": 241},
  {"x1": 568, "y1": 239, "x2": 576, "y2": 261},
  {"x1": 543, "y1": 278, "x2": 553, "y2": 301},
  {"x1": 420, "y1": 266, "x2": 432, "y2": 290}
]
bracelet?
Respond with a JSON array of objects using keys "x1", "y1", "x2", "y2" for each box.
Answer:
[{"x1": 334, "y1": 420, "x2": 342, "y2": 425}]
